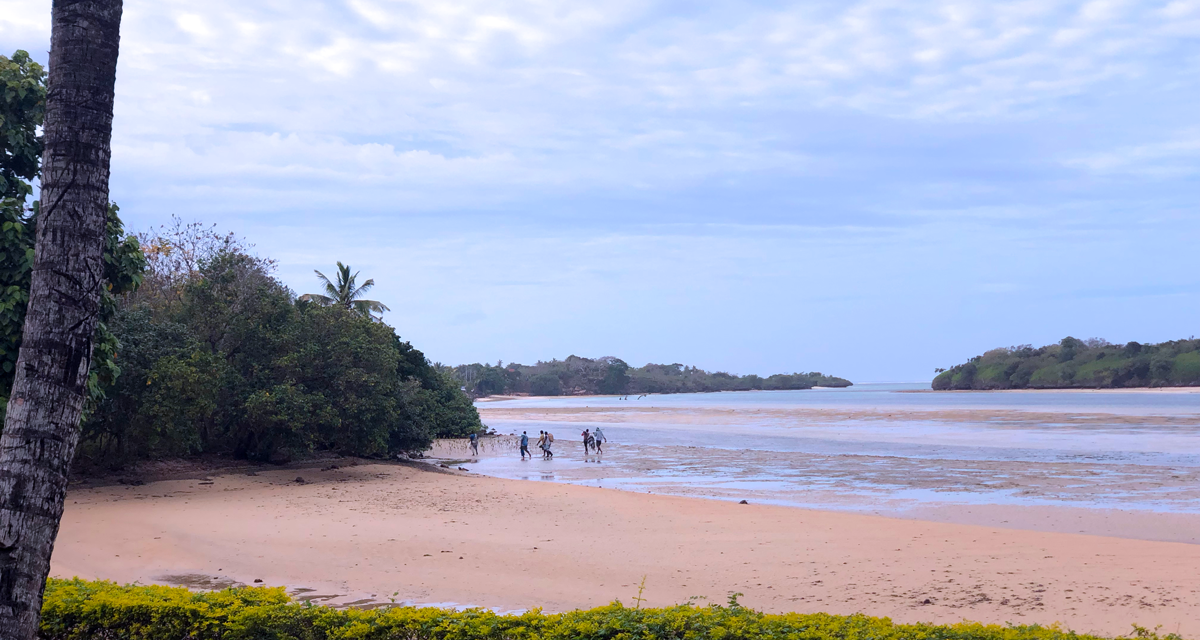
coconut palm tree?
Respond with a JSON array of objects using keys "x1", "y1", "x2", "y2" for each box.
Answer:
[
  {"x1": 0, "y1": 2, "x2": 125, "y2": 637},
  {"x1": 299, "y1": 262, "x2": 390, "y2": 318}
]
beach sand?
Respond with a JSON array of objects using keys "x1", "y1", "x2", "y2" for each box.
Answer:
[{"x1": 53, "y1": 462, "x2": 1200, "y2": 637}]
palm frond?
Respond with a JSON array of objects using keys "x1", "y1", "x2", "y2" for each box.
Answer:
[
  {"x1": 348, "y1": 278, "x2": 375, "y2": 301},
  {"x1": 298, "y1": 293, "x2": 335, "y2": 306},
  {"x1": 313, "y1": 269, "x2": 342, "y2": 300},
  {"x1": 314, "y1": 269, "x2": 335, "y2": 290},
  {"x1": 306, "y1": 263, "x2": 390, "y2": 317},
  {"x1": 353, "y1": 299, "x2": 391, "y2": 318}
]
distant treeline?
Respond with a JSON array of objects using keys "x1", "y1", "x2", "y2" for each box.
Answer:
[
  {"x1": 449, "y1": 355, "x2": 852, "y2": 397},
  {"x1": 933, "y1": 337, "x2": 1200, "y2": 390}
]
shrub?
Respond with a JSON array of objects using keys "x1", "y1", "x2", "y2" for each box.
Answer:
[{"x1": 39, "y1": 578, "x2": 1181, "y2": 640}]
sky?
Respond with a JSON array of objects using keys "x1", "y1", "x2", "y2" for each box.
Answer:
[{"x1": 3, "y1": 0, "x2": 1198, "y2": 383}]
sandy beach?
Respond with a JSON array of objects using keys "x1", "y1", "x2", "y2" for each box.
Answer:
[{"x1": 53, "y1": 461, "x2": 1200, "y2": 637}]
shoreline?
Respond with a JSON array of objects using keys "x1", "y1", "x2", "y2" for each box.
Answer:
[
  {"x1": 53, "y1": 461, "x2": 1200, "y2": 637},
  {"x1": 905, "y1": 387, "x2": 1200, "y2": 394},
  {"x1": 477, "y1": 386, "x2": 1200, "y2": 403}
]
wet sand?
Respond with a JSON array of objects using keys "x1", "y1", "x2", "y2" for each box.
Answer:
[
  {"x1": 53, "y1": 462, "x2": 1200, "y2": 637},
  {"x1": 472, "y1": 401, "x2": 1200, "y2": 536}
]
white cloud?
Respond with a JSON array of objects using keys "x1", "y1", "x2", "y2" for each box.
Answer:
[
  {"x1": 175, "y1": 13, "x2": 214, "y2": 39},
  {"x1": 11, "y1": 1, "x2": 1137, "y2": 220},
  {"x1": 2, "y1": 0, "x2": 1190, "y2": 226},
  {"x1": 1065, "y1": 129, "x2": 1200, "y2": 177},
  {"x1": 0, "y1": 0, "x2": 49, "y2": 41}
]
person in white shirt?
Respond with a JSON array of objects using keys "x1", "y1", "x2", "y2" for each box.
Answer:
[{"x1": 592, "y1": 426, "x2": 606, "y2": 453}]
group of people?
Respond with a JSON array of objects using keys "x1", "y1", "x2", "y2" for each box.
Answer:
[
  {"x1": 517, "y1": 427, "x2": 606, "y2": 459},
  {"x1": 581, "y1": 427, "x2": 606, "y2": 454},
  {"x1": 519, "y1": 430, "x2": 555, "y2": 459}
]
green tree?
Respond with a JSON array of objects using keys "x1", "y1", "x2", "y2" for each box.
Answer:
[
  {"x1": 410, "y1": 368, "x2": 483, "y2": 439},
  {"x1": 0, "y1": 51, "x2": 45, "y2": 202},
  {"x1": 80, "y1": 240, "x2": 482, "y2": 466},
  {"x1": 0, "y1": 51, "x2": 46, "y2": 407},
  {"x1": 530, "y1": 372, "x2": 563, "y2": 396},
  {"x1": 299, "y1": 262, "x2": 390, "y2": 319},
  {"x1": 1058, "y1": 336, "x2": 1083, "y2": 363},
  {"x1": 79, "y1": 309, "x2": 200, "y2": 464},
  {"x1": 598, "y1": 360, "x2": 630, "y2": 394}
]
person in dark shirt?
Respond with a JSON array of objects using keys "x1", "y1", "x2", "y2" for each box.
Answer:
[{"x1": 519, "y1": 431, "x2": 531, "y2": 460}]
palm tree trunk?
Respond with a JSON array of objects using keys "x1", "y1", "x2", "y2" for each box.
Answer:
[{"x1": 0, "y1": 1, "x2": 123, "y2": 638}]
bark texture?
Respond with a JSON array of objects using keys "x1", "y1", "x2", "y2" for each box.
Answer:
[{"x1": 0, "y1": 1, "x2": 123, "y2": 638}]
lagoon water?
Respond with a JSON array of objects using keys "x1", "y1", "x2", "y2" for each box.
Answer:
[
  {"x1": 486, "y1": 382, "x2": 1200, "y2": 414},
  {"x1": 467, "y1": 384, "x2": 1200, "y2": 541}
]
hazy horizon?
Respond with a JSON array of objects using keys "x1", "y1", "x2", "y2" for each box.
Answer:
[{"x1": 5, "y1": 0, "x2": 1198, "y2": 383}]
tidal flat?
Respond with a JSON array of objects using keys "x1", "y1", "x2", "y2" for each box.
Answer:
[{"x1": 472, "y1": 384, "x2": 1200, "y2": 542}]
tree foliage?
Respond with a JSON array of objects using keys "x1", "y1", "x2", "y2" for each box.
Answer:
[
  {"x1": 0, "y1": 50, "x2": 45, "y2": 404},
  {"x1": 79, "y1": 225, "x2": 481, "y2": 468},
  {"x1": 0, "y1": 50, "x2": 45, "y2": 202},
  {"x1": 933, "y1": 336, "x2": 1200, "y2": 390},
  {"x1": 451, "y1": 355, "x2": 851, "y2": 397}
]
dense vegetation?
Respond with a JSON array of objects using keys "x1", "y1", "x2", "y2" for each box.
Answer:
[
  {"x1": 42, "y1": 579, "x2": 1164, "y2": 640},
  {"x1": 1, "y1": 50, "x2": 480, "y2": 470},
  {"x1": 453, "y1": 355, "x2": 851, "y2": 397},
  {"x1": 73, "y1": 221, "x2": 481, "y2": 468},
  {"x1": 933, "y1": 337, "x2": 1200, "y2": 390}
]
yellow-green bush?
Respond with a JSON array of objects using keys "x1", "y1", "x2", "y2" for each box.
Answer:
[{"x1": 39, "y1": 578, "x2": 1181, "y2": 640}]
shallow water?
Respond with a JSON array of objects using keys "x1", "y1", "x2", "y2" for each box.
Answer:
[
  {"x1": 466, "y1": 385, "x2": 1200, "y2": 524},
  {"x1": 487, "y1": 383, "x2": 1200, "y2": 414}
]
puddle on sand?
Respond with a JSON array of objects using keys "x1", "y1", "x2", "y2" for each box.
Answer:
[{"x1": 160, "y1": 573, "x2": 246, "y2": 590}]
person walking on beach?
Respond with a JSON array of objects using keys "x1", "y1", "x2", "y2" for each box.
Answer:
[
  {"x1": 519, "y1": 431, "x2": 531, "y2": 460},
  {"x1": 469, "y1": 432, "x2": 479, "y2": 456},
  {"x1": 592, "y1": 426, "x2": 606, "y2": 453},
  {"x1": 536, "y1": 431, "x2": 547, "y2": 458},
  {"x1": 543, "y1": 431, "x2": 555, "y2": 458},
  {"x1": 581, "y1": 428, "x2": 593, "y2": 454}
]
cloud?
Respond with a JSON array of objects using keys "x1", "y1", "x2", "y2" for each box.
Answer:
[
  {"x1": 0, "y1": 0, "x2": 50, "y2": 51},
  {"x1": 5, "y1": 0, "x2": 1200, "y2": 379},
  {"x1": 13, "y1": 0, "x2": 1161, "y2": 224},
  {"x1": 1065, "y1": 129, "x2": 1200, "y2": 177}
]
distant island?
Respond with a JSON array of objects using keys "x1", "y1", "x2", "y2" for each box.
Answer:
[
  {"x1": 449, "y1": 355, "x2": 852, "y2": 397},
  {"x1": 933, "y1": 337, "x2": 1200, "y2": 390}
]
